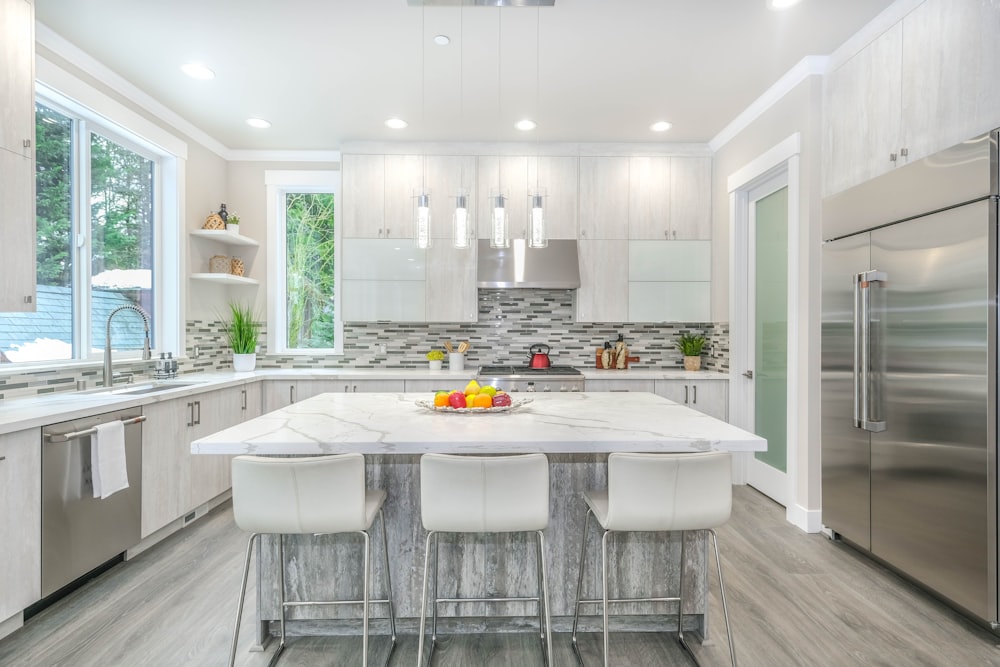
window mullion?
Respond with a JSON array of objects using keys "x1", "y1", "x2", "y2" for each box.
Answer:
[{"x1": 74, "y1": 120, "x2": 93, "y2": 361}]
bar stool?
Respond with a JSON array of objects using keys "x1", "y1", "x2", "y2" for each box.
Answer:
[
  {"x1": 417, "y1": 452, "x2": 553, "y2": 666},
  {"x1": 571, "y1": 451, "x2": 737, "y2": 667},
  {"x1": 228, "y1": 454, "x2": 396, "y2": 667}
]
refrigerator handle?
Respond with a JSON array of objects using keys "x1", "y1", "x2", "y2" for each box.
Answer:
[{"x1": 858, "y1": 269, "x2": 888, "y2": 433}]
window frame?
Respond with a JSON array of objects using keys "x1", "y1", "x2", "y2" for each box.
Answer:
[
  {"x1": 265, "y1": 170, "x2": 343, "y2": 355},
  {"x1": 2, "y1": 83, "x2": 183, "y2": 371}
]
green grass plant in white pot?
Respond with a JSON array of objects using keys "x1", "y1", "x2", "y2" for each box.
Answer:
[{"x1": 223, "y1": 302, "x2": 260, "y2": 372}]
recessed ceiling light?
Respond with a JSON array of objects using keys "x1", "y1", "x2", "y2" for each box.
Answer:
[
  {"x1": 515, "y1": 119, "x2": 537, "y2": 131},
  {"x1": 385, "y1": 118, "x2": 408, "y2": 129},
  {"x1": 767, "y1": 0, "x2": 802, "y2": 9},
  {"x1": 650, "y1": 121, "x2": 673, "y2": 132},
  {"x1": 433, "y1": 35, "x2": 451, "y2": 46},
  {"x1": 246, "y1": 118, "x2": 271, "y2": 129},
  {"x1": 180, "y1": 63, "x2": 215, "y2": 80}
]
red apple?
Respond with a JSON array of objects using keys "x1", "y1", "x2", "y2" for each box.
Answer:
[
  {"x1": 448, "y1": 391, "x2": 467, "y2": 408},
  {"x1": 492, "y1": 393, "x2": 512, "y2": 407}
]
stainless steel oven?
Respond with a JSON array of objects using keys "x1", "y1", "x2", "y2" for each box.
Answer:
[
  {"x1": 40, "y1": 410, "x2": 145, "y2": 597},
  {"x1": 477, "y1": 365, "x2": 585, "y2": 393}
]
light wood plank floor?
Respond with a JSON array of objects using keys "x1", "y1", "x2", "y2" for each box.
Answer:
[{"x1": 2, "y1": 486, "x2": 999, "y2": 666}]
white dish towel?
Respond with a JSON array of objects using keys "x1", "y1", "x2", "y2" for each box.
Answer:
[{"x1": 91, "y1": 420, "x2": 129, "y2": 499}]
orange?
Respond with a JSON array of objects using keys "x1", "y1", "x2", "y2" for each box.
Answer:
[
  {"x1": 434, "y1": 393, "x2": 449, "y2": 407},
  {"x1": 472, "y1": 393, "x2": 494, "y2": 408}
]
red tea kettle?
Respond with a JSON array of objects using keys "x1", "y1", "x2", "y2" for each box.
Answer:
[{"x1": 529, "y1": 343, "x2": 552, "y2": 368}]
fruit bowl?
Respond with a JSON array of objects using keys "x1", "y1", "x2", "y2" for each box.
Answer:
[{"x1": 415, "y1": 398, "x2": 533, "y2": 414}]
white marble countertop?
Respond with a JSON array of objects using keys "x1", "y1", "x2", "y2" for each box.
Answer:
[
  {"x1": 0, "y1": 368, "x2": 729, "y2": 436},
  {"x1": 191, "y1": 391, "x2": 764, "y2": 456}
]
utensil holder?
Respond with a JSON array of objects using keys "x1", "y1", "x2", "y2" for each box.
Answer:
[{"x1": 448, "y1": 353, "x2": 465, "y2": 372}]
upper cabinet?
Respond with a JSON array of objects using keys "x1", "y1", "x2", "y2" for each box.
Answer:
[
  {"x1": 477, "y1": 155, "x2": 529, "y2": 241},
  {"x1": 0, "y1": 0, "x2": 36, "y2": 312},
  {"x1": 427, "y1": 155, "x2": 477, "y2": 240},
  {"x1": 628, "y1": 156, "x2": 712, "y2": 240},
  {"x1": 342, "y1": 154, "x2": 386, "y2": 238},
  {"x1": 527, "y1": 156, "x2": 579, "y2": 239},
  {"x1": 823, "y1": 0, "x2": 1000, "y2": 196},
  {"x1": 579, "y1": 157, "x2": 629, "y2": 240}
]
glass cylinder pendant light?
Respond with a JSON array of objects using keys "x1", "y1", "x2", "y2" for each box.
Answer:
[
  {"x1": 528, "y1": 187, "x2": 547, "y2": 248},
  {"x1": 414, "y1": 188, "x2": 432, "y2": 249},
  {"x1": 453, "y1": 190, "x2": 471, "y2": 249},
  {"x1": 489, "y1": 188, "x2": 509, "y2": 248}
]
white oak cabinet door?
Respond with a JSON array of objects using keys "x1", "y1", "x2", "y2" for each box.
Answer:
[
  {"x1": 241, "y1": 381, "x2": 263, "y2": 420},
  {"x1": 425, "y1": 244, "x2": 478, "y2": 322},
  {"x1": 187, "y1": 386, "x2": 244, "y2": 511},
  {"x1": 628, "y1": 156, "x2": 671, "y2": 240},
  {"x1": 669, "y1": 157, "x2": 712, "y2": 240},
  {"x1": 900, "y1": 0, "x2": 1000, "y2": 164},
  {"x1": 0, "y1": 148, "x2": 35, "y2": 311},
  {"x1": 342, "y1": 154, "x2": 385, "y2": 238},
  {"x1": 579, "y1": 157, "x2": 629, "y2": 240},
  {"x1": 477, "y1": 155, "x2": 529, "y2": 242},
  {"x1": 527, "y1": 156, "x2": 579, "y2": 239},
  {"x1": 576, "y1": 240, "x2": 628, "y2": 323},
  {"x1": 264, "y1": 379, "x2": 406, "y2": 410},
  {"x1": 0, "y1": 428, "x2": 41, "y2": 619},
  {"x1": 0, "y1": 0, "x2": 33, "y2": 158},
  {"x1": 384, "y1": 154, "x2": 420, "y2": 241},
  {"x1": 427, "y1": 155, "x2": 477, "y2": 240},
  {"x1": 654, "y1": 379, "x2": 728, "y2": 421},
  {"x1": 140, "y1": 398, "x2": 191, "y2": 537},
  {"x1": 823, "y1": 22, "x2": 903, "y2": 197}
]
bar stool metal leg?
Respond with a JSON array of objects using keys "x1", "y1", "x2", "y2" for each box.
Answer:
[
  {"x1": 362, "y1": 530, "x2": 371, "y2": 667},
  {"x1": 571, "y1": 507, "x2": 593, "y2": 648},
  {"x1": 416, "y1": 530, "x2": 435, "y2": 667},
  {"x1": 710, "y1": 528, "x2": 737, "y2": 667},
  {"x1": 537, "y1": 530, "x2": 554, "y2": 666},
  {"x1": 600, "y1": 528, "x2": 611, "y2": 667},
  {"x1": 229, "y1": 533, "x2": 259, "y2": 667},
  {"x1": 378, "y1": 508, "x2": 398, "y2": 652}
]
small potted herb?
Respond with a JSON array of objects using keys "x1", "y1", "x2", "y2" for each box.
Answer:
[
  {"x1": 426, "y1": 349, "x2": 445, "y2": 371},
  {"x1": 676, "y1": 333, "x2": 707, "y2": 371},
  {"x1": 226, "y1": 212, "x2": 241, "y2": 235},
  {"x1": 222, "y1": 302, "x2": 260, "y2": 372}
]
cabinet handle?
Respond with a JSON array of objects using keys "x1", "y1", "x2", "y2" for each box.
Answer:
[
  {"x1": 581, "y1": 229, "x2": 587, "y2": 238},
  {"x1": 378, "y1": 229, "x2": 383, "y2": 238},
  {"x1": 385, "y1": 228, "x2": 391, "y2": 237},
  {"x1": 0, "y1": 456, "x2": 6, "y2": 462},
  {"x1": 889, "y1": 152, "x2": 898, "y2": 163},
  {"x1": 187, "y1": 402, "x2": 194, "y2": 427},
  {"x1": 194, "y1": 401, "x2": 202, "y2": 425},
  {"x1": 22, "y1": 139, "x2": 31, "y2": 148},
  {"x1": 241, "y1": 389, "x2": 247, "y2": 411},
  {"x1": 900, "y1": 147, "x2": 909, "y2": 158},
  {"x1": 353, "y1": 385, "x2": 359, "y2": 393},
  {"x1": 23, "y1": 295, "x2": 32, "y2": 304},
  {"x1": 345, "y1": 384, "x2": 350, "y2": 393},
  {"x1": 672, "y1": 230, "x2": 677, "y2": 239},
  {"x1": 290, "y1": 385, "x2": 296, "y2": 404},
  {"x1": 692, "y1": 385, "x2": 697, "y2": 404},
  {"x1": 664, "y1": 229, "x2": 669, "y2": 239},
  {"x1": 684, "y1": 385, "x2": 689, "y2": 404}
]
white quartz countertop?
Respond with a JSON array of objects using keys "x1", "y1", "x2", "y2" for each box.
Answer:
[
  {"x1": 191, "y1": 391, "x2": 764, "y2": 456},
  {"x1": 0, "y1": 368, "x2": 729, "y2": 436}
]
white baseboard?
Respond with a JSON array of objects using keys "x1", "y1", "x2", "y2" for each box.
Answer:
[
  {"x1": 786, "y1": 503, "x2": 823, "y2": 533},
  {"x1": 0, "y1": 611, "x2": 23, "y2": 641}
]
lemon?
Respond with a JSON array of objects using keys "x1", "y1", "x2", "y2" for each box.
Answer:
[{"x1": 464, "y1": 379, "x2": 481, "y2": 394}]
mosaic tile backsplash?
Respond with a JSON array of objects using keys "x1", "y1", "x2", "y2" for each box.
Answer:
[{"x1": 0, "y1": 289, "x2": 728, "y2": 400}]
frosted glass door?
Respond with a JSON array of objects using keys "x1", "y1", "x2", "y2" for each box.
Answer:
[{"x1": 753, "y1": 187, "x2": 788, "y2": 472}]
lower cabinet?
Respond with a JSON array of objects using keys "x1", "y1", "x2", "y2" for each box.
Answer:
[
  {"x1": 654, "y1": 379, "x2": 728, "y2": 421},
  {"x1": 0, "y1": 429, "x2": 41, "y2": 620},
  {"x1": 585, "y1": 378, "x2": 655, "y2": 392},
  {"x1": 140, "y1": 383, "x2": 252, "y2": 538},
  {"x1": 263, "y1": 379, "x2": 405, "y2": 412}
]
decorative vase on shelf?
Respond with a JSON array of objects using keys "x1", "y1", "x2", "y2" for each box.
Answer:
[
  {"x1": 233, "y1": 353, "x2": 256, "y2": 372},
  {"x1": 683, "y1": 355, "x2": 701, "y2": 372},
  {"x1": 428, "y1": 359, "x2": 443, "y2": 371}
]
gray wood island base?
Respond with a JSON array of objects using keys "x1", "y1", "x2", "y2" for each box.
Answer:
[{"x1": 191, "y1": 392, "x2": 766, "y2": 649}]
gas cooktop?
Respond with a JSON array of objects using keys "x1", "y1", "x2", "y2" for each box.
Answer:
[{"x1": 478, "y1": 365, "x2": 583, "y2": 377}]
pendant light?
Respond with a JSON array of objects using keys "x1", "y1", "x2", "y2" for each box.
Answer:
[
  {"x1": 527, "y1": 6, "x2": 547, "y2": 248},
  {"x1": 489, "y1": 5, "x2": 509, "y2": 249},
  {"x1": 453, "y1": 4, "x2": 472, "y2": 250},
  {"x1": 414, "y1": 5, "x2": 432, "y2": 249}
]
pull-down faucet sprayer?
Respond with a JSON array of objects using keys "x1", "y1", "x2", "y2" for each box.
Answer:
[{"x1": 103, "y1": 304, "x2": 152, "y2": 388}]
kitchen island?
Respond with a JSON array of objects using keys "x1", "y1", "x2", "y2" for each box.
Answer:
[{"x1": 192, "y1": 391, "x2": 765, "y2": 646}]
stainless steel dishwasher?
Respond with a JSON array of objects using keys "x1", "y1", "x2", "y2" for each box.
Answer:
[{"x1": 40, "y1": 409, "x2": 145, "y2": 597}]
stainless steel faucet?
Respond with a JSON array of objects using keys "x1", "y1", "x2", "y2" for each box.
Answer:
[{"x1": 103, "y1": 304, "x2": 152, "y2": 388}]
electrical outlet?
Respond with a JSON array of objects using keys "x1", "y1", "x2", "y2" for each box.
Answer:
[{"x1": 378, "y1": 343, "x2": 387, "y2": 355}]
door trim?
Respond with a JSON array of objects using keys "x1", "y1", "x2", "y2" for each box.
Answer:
[{"x1": 728, "y1": 133, "x2": 807, "y2": 529}]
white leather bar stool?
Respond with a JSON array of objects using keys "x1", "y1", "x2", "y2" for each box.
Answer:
[
  {"x1": 228, "y1": 454, "x2": 396, "y2": 667},
  {"x1": 417, "y1": 452, "x2": 553, "y2": 666},
  {"x1": 571, "y1": 451, "x2": 737, "y2": 667}
]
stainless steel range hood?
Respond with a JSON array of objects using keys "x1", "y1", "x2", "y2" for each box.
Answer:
[{"x1": 477, "y1": 239, "x2": 580, "y2": 289}]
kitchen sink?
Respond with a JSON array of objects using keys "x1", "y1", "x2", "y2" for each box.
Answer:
[{"x1": 105, "y1": 381, "x2": 202, "y2": 396}]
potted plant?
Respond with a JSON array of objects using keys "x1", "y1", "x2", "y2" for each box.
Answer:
[
  {"x1": 222, "y1": 302, "x2": 260, "y2": 372},
  {"x1": 426, "y1": 349, "x2": 445, "y2": 371},
  {"x1": 676, "y1": 333, "x2": 707, "y2": 371},
  {"x1": 226, "y1": 212, "x2": 241, "y2": 235}
]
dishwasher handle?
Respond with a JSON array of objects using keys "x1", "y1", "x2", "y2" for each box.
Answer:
[{"x1": 44, "y1": 415, "x2": 146, "y2": 442}]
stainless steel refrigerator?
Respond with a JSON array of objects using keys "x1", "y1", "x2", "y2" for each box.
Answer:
[{"x1": 822, "y1": 129, "x2": 998, "y2": 628}]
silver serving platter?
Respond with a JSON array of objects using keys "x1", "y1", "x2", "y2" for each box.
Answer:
[{"x1": 415, "y1": 398, "x2": 533, "y2": 414}]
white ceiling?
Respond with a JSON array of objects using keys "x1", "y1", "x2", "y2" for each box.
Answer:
[{"x1": 34, "y1": 0, "x2": 896, "y2": 151}]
